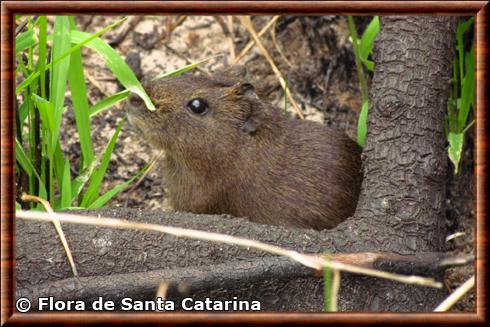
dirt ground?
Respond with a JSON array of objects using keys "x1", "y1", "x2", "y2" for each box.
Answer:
[{"x1": 59, "y1": 16, "x2": 474, "y2": 310}]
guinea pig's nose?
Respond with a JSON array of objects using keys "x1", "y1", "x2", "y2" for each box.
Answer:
[{"x1": 127, "y1": 93, "x2": 144, "y2": 109}]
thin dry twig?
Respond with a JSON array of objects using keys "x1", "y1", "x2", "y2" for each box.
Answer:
[
  {"x1": 240, "y1": 16, "x2": 304, "y2": 120},
  {"x1": 166, "y1": 16, "x2": 188, "y2": 41},
  {"x1": 109, "y1": 16, "x2": 143, "y2": 47},
  {"x1": 434, "y1": 275, "x2": 475, "y2": 311},
  {"x1": 215, "y1": 16, "x2": 236, "y2": 62},
  {"x1": 20, "y1": 194, "x2": 78, "y2": 277},
  {"x1": 124, "y1": 152, "x2": 163, "y2": 208},
  {"x1": 126, "y1": 151, "x2": 163, "y2": 193},
  {"x1": 232, "y1": 16, "x2": 280, "y2": 65},
  {"x1": 227, "y1": 16, "x2": 236, "y2": 61},
  {"x1": 16, "y1": 209, "x2": 442, "y2": 288},
  {"x1": 270, "y1": 19, "x2": 295, "y2": 68},
  {"x1": 446, "y1": 231, "x2": 466, "y2": 242},
  {"x1": 156, "y1": 282, "x2": 169, "y2": 300},
  {"x1": 85, "y1": 70, "x2": 111, "y2": 99},
  {"x1": 163, "y1": 44, "x2": 211, "y2": 76},
  {"x1": 16, "y1": 18, "x2": 30, "y2": 36},
  {"x1": 154, "y1": 281, "x2": 169, "y2": 311}
]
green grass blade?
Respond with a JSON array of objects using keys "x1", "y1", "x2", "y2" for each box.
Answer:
[
  {"x1": 152, "y1": 54, "x2": 223, "y2": 81},
  {"x1": 90, "y1": 89, "x2": 129, "y2": 117},
  {"x1": 71, "y1": 158, "x2": 98, "y2": 201},
  {"x1": 70, "y1": 30, "x2": 155, "y2": 111},
  {"x1": 53, "y1": 141, "x2": 67, "y2": 196},
  {"x1": 357, "y1": 100, "x2": 369, "y2": 147},
  {"x1": 60, "y1": 159, "x2": 72, "y2": 209},
  {"x1": 15, "y1": 138, "x2": 48, "y2": 197},
  {"x1": 458, "y1": 44, "x2": 474, "y2": 130},
  {"x1": 68, "y1": 20, "x2": 95, "y2": 169},
  {"x1": 361, "y1": 58, "x2": 374, "y2": 72},
  {"x1": 347, "y1": 16, "x2": 369, "y2": 103},
  {"x1": 49, "y1": 16, "x2": 71, "y2": 157},
  {"x1": 359, "y1": 16, "x2": 379, "y2": 64},
  {"x1": 87, "y1": 178, "x2": 130, "y2": 209},
  {"x1": 16, "y1": 29, "x2": 38, "y2": 54},
  {"x1": 31, "y1": 94, "x2": 54, "y2": 132},
  {"x1": 88, "y1": 156, "x2": 155, "y2": 209},
  {"x1": 323, "y1": 264, "x2": 333, "y2": 312},
  {"x1": 81, "y1": 118, "x2": 126, "y2": 207},
  {"x1": 16, "y1": 17, "x2": 128, "y2": 95},
  {"x1": 37, "y1": 16, "x2": 48, "y2": 98},
  {"x1": 16, "y1": 138, "x2": 35, "y2": 177},
  {"x1": 456, "y1": 18, "x2": 474, "y2": 85},
  {"x1": 18, "y1": 101, "x2": 29, "y2": 127}
]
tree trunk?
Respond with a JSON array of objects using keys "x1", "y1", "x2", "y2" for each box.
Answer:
[
  {"x1": 15, "y1": 16, "x2": 457, "y2": 312},
  {"x1": 350, "y1": 16, "x2": 454, "y2": 253},
  {"x1": 334, "y1": 16, "x2": 456, "y2": 311}
]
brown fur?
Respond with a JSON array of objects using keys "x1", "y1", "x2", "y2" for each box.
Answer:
[{"x1": 127, "y1": 66, "x2": 362, "y2": 230}]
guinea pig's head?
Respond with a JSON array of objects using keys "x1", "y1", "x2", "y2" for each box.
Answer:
[{"x1": 127, "y1": 65, "x2": 266, "y2": 164}]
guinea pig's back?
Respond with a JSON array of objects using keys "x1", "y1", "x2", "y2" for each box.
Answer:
[{"x1": 280, "y1": 120, "x2": 362, "y2": 229}]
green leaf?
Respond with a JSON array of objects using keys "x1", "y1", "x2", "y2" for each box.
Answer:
[
  {"x1": 70, "y1": 30, "x2": 155, "y2": 111},
  {"x1": 347, "y1": 16, "x2": 369, "y2": 103},
  {"x1": 357, "y1": 100, "x2": 369, "y2": 147},
  {"x1": 88, "y1": 155, "x2": 155, "y2": 209},
  {"x1": 458, "y1": 44, "x2": 474, "y2": 131},
  {"x1": 31, "y1": 94, "x2": 54, "y2": 132},
  {"x1": 53, "y1": 141, "x2": 67, "y2": 195},
  {"x1": 87, "y1": 179, "x2": 130, "y2": 209},
  {"x1": 60, "y1": 159, "x2": 72, "y2": 209},
  {"x1": 359, "y1": 16, "x2": 380, "y2": 63},
  {"x1": 68, "y1": 18, "x2": 95, "y2": 169},
  {"x1": 448, "y1": 132, "x2": 464, "y2": 175},
  {"x1": 90, "y1": 90, "x2": 129, "y2": 117},
  {"x1": 16, "y1": 29, "x2": 38, "y2": 54},
  {"x1": 16, "y1": 17, "x2": 127, "y2": 94},
  {"x1": 81, "y1": 118, "x2": 126, "y2": 207},
  {"x1": 15, "y1": 138, "x2": 47, "y2": 197},
  {"x1": 71, "y1": 158, "x2": 98, "y2": 201},
  {"x1": 49, "y1": 16, "x2": 71, "y2": 157},
  {"x1": 16, "y1": 138, "x2": 36, "y2": 177},
  {"x1": 361, "y1": 58, "x2": 374, "y2": 72},
  {"x1": 18, "y1": 101, "x2": 29, "y2": 126}
]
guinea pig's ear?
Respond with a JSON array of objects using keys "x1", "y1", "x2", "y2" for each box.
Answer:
[{"x1": 231, "y1": 82, "x2": 258, "y2": 100}]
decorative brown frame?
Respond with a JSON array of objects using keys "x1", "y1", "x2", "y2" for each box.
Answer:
[{"x1": 1, "y1": 1, "x2": 488, "y2": 325}]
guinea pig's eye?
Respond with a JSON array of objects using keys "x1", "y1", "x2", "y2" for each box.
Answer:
[{"x1": 187, "y1": 98, "x2": 209, "y2": 115}]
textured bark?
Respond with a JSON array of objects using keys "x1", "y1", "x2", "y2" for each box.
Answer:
[
  {"x1": 16, "y1": 16, "x2": 456, "y2": 312},
  {"x1": 334, "y1": 16, "x2": 456, "y2": 311},
  {"x1": 15, "y1": 209, "x2": 446, "y2": 312},
  {"x1": 350, "y1": 16, "x2": 454, "y2": 254}
]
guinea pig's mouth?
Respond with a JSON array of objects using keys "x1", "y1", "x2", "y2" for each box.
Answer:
[
  {"x1": 126, "y1": 102, "x2": 141, "y2": 116},
  {"x1": 126, "y1": 104, "x2": 148, "y2": 130}
]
